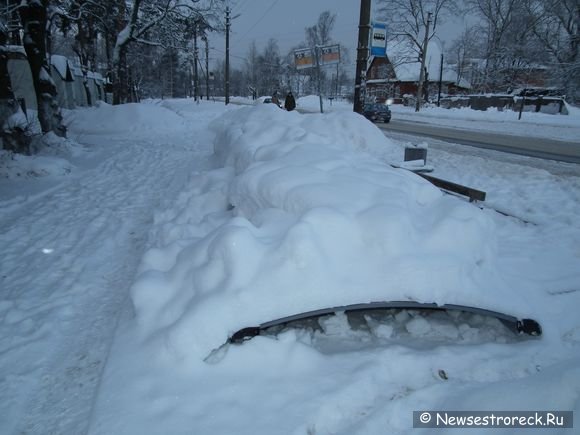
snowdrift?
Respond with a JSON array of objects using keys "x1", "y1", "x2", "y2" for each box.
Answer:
[
  {"x1": 87, "y1": 100, "x2": 580, "y2": 435},
  {"x1": 67, "y1": 101, "x2": 187, "y2": 136},
  {"x1": 128, "y1": 104, "x2": 529, "y2": 362}
]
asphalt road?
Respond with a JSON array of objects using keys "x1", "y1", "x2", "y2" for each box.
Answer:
[{"x1": 378, "y1": 119, "x2": 580, "y2": 164}]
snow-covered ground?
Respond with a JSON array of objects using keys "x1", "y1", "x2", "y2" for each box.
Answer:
[
  {"x1": 293, "y1": 96, "x2": 580, "y2": 143},
  {"x1": 0, "y1": 100, "x2": 235, "y2": 433},
  {"x1": 389, "y1": 104, "x2": 580, "y2": 143},
  {"x1": 1, "y1": 99, "x2": 579, "y2": 434},
  {"x1": 234, "y1": 95, "x2": 580, "y2": 143}
]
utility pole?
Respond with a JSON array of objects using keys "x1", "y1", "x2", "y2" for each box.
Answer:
[
  {"x1": 315, "y1": 46, "x2": 323, "y2": 113},
  {"x1": 335, "y1": 48, "x2": 340, "y2": 98},
  {"x1": 225, "y1": 6, "x2": 230, "y2": 105},
  {"x1": 193, "y1": 22, "x2": 199, "y2": 102},
  {"x1": 204, "y1": 35, "x2": 209, "y2": 100},
  {"x1": 353, "y1": 0, "x2": 371, "y2": 114},
  {"x1": 437, "y1": 53, "x2": 443, "y2": 107},
  {"x1": 415, "y1": 12, "x2": 432, "y2": 112}
]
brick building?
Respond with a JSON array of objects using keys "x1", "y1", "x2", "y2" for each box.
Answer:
[{"x1": 365, "y1": 41, "x2": 470, "y2": 104}]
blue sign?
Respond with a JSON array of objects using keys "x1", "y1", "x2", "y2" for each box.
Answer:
[{"x1": 370, "y1": 22, "x2": 387, "y2": 57}]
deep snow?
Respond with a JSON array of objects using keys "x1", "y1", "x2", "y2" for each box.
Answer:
[{"x1": 1, "y1": 99, "x2": 579, "y2": 434}]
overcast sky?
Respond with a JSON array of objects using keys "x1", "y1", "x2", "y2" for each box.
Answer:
[{"x1": 208, "y1": 0, "x2": 472, "y2": 74}]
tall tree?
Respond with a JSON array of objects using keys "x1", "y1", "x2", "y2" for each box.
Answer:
[
  {"x1": 467, "y1": 0, "x2": 526, "y2": 91},
  {"x1": 257, "y1": 38, "x2": 282, "y2": 94},
  {"x1": 107, "y1": 0, "x2": 219, "y2": 104},
  {"x1": 245, "y1": 40, "x2": 259, "y2": 95},
  {"x1": 446, "y1": 27, "x2": 482, "y2": 86},
  {"x1": 19, "y1": 0, "x2": 66, "y2": 136},
  {"x1": 0, "y1": 19, "x2": 22, "y2": 152},
  {"x1": 0, "y1": 21, "x2": 14, "y2": 103},
  {"x1": 378, "y1": 0, "x2": 457, "y2": 109},
  {"x1": 526, "y1": 0, "x2": 580, "y2": 102},
  {"x1": 305, "y1": 10, "x2": 336, "y2": 48},
  {"x1": 304, "y1": 11, "x2": 337, "y2": 98},
  {"x1": 67, "y1": 0, "x2": 102, "y2": 106},
  {"x1": 0, "y1": 0, "x2": 22, "y2": 44}
]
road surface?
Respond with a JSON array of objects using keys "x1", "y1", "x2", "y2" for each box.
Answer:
[{"x1": 378, "y1": 119, "x2": 580, "y2": 164}]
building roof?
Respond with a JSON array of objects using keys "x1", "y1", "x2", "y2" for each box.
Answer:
[
  {"x1": 70, "y1": 64, "x2": 104, "y2": 81},
  {"x1": 370, "y1": 39, "x2": 471, "y2": 89},
  {"x1": 2, "y1": 45, "x2": 27, "y2": 60},
  {"x1": 51, "y1": 55, "x2": 73, "y2": 81}
]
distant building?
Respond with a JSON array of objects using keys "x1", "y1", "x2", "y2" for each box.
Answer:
[
  {"x1": 50, "y1": 55, "x2": 75, "y2": 109},
  {"x1": 5, "y1": 45, "x2": 37, "y2": 113},
  {"x1": 366, "y1": 40, "x2": 470, "y2": 104},
  {"x1": 6, "y1": 48, "x2": 108, "y2": 117}
]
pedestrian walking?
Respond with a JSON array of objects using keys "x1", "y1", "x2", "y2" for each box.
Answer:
[
  {"x1": 284, "y1": 91, "x2": 296, "y2": 111},
  {"x1": 271, "y1": 91, "x2": 281, "y2": 107}
]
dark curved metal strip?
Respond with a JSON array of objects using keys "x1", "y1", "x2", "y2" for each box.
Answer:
[{"x1": 228, "y1": 301, "x2": 542, "y2": 344}]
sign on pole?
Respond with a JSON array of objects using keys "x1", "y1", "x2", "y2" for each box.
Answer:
[
  {"x1": 370, "y1": 22, "x2": 387, "y2": 57},
  {"x1": 294, "y1": 48, "x2": 315, "y2": 70},
  {"x1": 319, "y1": 44, "x2": 340, "y2": 66}
]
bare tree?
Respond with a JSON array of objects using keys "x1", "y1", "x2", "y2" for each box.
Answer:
[
  {"x1": 106, "y1": 0, "x2": 219, "y2": 104},
  {"x1": 63, "y1": 0, "x2": 103, "y2": 106},
  {"x1": 378, "y1": 0, "x2": 457, "y2": 110},
  {"x1": 466, "y1": 0, "x2": 527, "y2": 91},
  {"x1": 245, "y1": 40, "x2": 259, "y2": 95},
  {"x1": 0, "y1": 0, "x2": 22, "y2": 44},
  {"x1": 258, "y1": 38, "x2": 282, "y2": 94},
  {"x1": 0, "y1": 19, "x2": 26, "y2": 152},
  {"x1": 446, "y1": 27, "x2": 482, "y2": 86},
  {"x1": 0, "y1": 20, "x2": 14, "y2": 104},
  {"x1": 304, "y1": 11, "x2": 337, "y2": 97},
  {"x1": 305, "y1": 10, "x2": 336, "y2": 48},
  {"x1": 19, "y1": 0, "x2": 66, "y2": 136},
  {"x1": 526, "y1": 0, "x2": 580, "y2": 102}
]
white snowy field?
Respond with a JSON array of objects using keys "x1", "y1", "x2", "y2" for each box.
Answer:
[{"x1": 1, "y1": 99, "x2": 579, "y2": 434}]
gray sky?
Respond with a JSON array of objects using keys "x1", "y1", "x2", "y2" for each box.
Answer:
[{"x1": 209, "y1": 0, "x2": 472, "y2": 74}]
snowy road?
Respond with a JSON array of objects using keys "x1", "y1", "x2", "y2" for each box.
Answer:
[
  {"x1": 379, "y1": 119, "x2": 580, "y2": 163},
  {"x1": 377, "y1": 127, "x2": 580, "y2": 227},
  {"x1": 0, "y1": 101, "x2": 221, "y2": 434},
  {"x1": 381, "y1": 128, "x2": 580, "y2": 178}
]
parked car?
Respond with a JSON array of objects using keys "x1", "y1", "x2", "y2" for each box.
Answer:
[
  {"x1": 262, "y1": 97, "x2": 282, "y2": 108},
  {"x1": 363, "y1": 103, "x2": 391, "y2": 123}
]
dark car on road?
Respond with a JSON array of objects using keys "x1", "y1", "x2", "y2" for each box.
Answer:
[{"x1": 363, "y1": 103, "x2": 391, "y2": 123}]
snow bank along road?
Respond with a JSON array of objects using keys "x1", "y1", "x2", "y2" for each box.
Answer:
[
  {"x1": 91, "y1": 103, "x2": 580, "y2": 434},
  {"x1": 0, "y1": 100, "x2": 226, "y2": 434}
]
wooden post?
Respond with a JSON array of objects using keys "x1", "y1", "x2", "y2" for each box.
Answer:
[
  {"x1": 437, "y1": 53, "x2": 443, "y2": 107},
  {"x1": 205, "y1": 36, "x2": 210, "y2": 100},
  {"x1": 315, "y1": 46, "x2": 323, "y2": 113},
  {"x1": 225, "y1": 6, "x2": 230, "y2": 105},
  {"x1": 353, "y1": 0, "x2": 371, "y2": 114},
  {"x1": 193, "y1": 23, "x2": 199, "y2": 101}
]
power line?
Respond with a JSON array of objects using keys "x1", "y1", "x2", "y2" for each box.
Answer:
[
  {"x1": 231, "y1": 0, "x2": 248, "y2": 14},
  {"x1": 238, "y1": 0, "x2": 282, "y2": 40},
  {"x1": 211, "y1": 46, "x2": 248, "y2": 62},
  {"x1": 235, "y1": 23, "x2": 359, "y2": 42}
]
